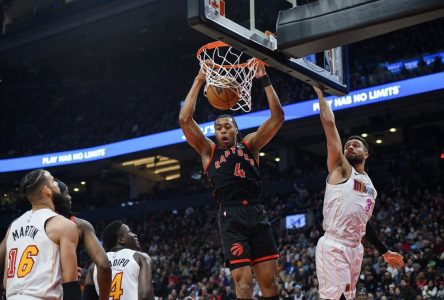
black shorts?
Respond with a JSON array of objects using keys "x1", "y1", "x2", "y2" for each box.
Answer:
[{"x1": 217, "y1": 202, "x2": 279, "y2": 271}]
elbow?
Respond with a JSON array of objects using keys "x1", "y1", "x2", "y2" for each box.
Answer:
[
  {"x1": 321, "y1": 117, "x2": 335, "y2": 127},
  {"x1": 179, "y1": 115, "x2": 191, "y2": 127},
  {"x1": 274, "y1": 108, "x2": 285, "y2": 125},
  {"x1": 97, "y1": 260, "x2": 111, "y2": 274}
]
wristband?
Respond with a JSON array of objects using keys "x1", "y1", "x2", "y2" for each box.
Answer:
[
  {"x1": 62, "y1": 281, "x2": 81, "y2": 300},
  {"x1": 259, "y1": 74, "x2": 271, "y2": 87}
]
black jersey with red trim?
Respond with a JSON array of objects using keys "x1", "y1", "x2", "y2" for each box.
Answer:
[{"x1": 205, "y1": 142, "x2": 261, "y2": 204}]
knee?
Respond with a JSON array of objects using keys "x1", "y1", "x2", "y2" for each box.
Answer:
[
  {"x1": 260, "y1": 275, "x2": 278, "y2": 290},
  {"x1": 234, "y1": 278, "x2": 253, "y2": 294}
]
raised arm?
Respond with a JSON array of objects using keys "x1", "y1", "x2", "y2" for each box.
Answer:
[
  {"x1": 134, "y1": 252, "x2": 154, "y2": 300},
  {"x1": 243, "y1": 64, "x2": 284, "y2": 159},
  {"x1": 313, "y1": 87, "x2": 348, "y2": 176},
  {"x1": 179, "y1": 66, "x2": 214, "y2": 162},
  {"x1": 76, "y1": 219, "x2": 111, "y2": 300}
]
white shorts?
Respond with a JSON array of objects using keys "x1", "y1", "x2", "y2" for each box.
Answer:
[{"x1": 316, "y1": 235, "x2": 364, "y2": 300}]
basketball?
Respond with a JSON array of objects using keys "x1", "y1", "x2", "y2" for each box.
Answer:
[{"x1": 206, "y1": 76, "x2": 240, "y2": 110}]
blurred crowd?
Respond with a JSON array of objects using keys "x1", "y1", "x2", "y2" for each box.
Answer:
[{"x1": 0, "y1": 20, "x2": 443, "y2": 158}]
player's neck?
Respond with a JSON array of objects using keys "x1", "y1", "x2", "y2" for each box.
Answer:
[
  {"x1": 110, "y1": 245, "x2": 125, "y2": 252},
  {"x1": 353, "y1": 163, "x2": 365, "y2": 174},
  {"x1": 31, "y1": 200, "x2": 55, "y2": 211}
]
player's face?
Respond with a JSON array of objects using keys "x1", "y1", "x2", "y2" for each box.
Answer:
[
  {"x1": 42, "y1": 172, "x2": 65, "y2": 206},
  {"x1": 214, "y1": 117, "x2": 237, "y2": 148},
  {"x1": 121, "y1": 224, "x2": 140, "y2": 251},
  {"x1": 344, "y1": 139, "x2": 368, "y2": 166},
  {"x1": 54, "y1": 188, "x2": 72, "y2": 215}
]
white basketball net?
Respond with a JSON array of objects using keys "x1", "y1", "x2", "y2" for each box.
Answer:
[{"x1": 197, "y1": 42, "x2": 260, "y2": 112}]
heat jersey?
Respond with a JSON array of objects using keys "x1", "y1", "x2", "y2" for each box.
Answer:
[
  {"x1": 5, "y1": 209, "x2": 62, "y2": 300},
  {"x1": 93, "y1": 248, "x2": 139, "y2": 300},
  {"x1": 205, "y1": 142, "x2": 261, "y2": 204},
  {"x1": 323, "y1": 167, "x2": 377, "y2": 244}
]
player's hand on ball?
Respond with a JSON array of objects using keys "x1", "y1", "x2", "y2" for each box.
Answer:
[{"x1": 382, "y1": 251, "x2": 404, "y2": 268}]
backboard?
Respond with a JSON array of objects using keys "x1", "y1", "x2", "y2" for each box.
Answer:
[{"x1": 188, "y1": 0, "x2": 349, "y2": 96}]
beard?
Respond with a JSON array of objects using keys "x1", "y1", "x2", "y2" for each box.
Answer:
[
  {"x1": 346, "y1": 153, "x2": 365, "y2": 166},
  {"x1": 52, "y1": 192, "x2": 72, "y2": 216}
]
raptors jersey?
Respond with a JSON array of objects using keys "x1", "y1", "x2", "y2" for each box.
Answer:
[
  {"x1": 205, "y1": 142, "x2": 261, "y2": 204},
  {"x1": 93, "y1": 248, "x2": 139, "y2": 300},
  {"x1": 322, "y1": 167, "x2": 377, "y2": 244},
  {"x1": 5, "y1": 209, "x2": 62, "y2": 300}
]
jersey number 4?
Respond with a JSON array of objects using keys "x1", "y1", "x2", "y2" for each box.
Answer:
[
  {"x1": 110, "y1": 272, "x2": 124, "y2": 300},
  {"x1": 7, "y1": 245, "x2": 39, "y2": 278},
  {"x1": 234, "y1": 163, "x2": 246, "y2": 178}
]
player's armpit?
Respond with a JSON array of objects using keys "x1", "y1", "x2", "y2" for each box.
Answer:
[{"x1": 135, "y1": 252, "x2": 154, "y2": 300}]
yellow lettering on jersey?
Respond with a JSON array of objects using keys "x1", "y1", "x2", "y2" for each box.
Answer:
[
  {"x1": 17, "y1": 245, "x2": 39, "y2": 278},
  {"x1": 110, "y1": 272, "x2": 124, "y2": 300}
]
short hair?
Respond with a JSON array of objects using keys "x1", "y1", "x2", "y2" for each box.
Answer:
[
  {"x1": 346, "y1": 135, "x2": 369, "y2": 153},
  {"x1": 101, "y1": 220, "x2": 124, "y2": 251},
  {"x1": 215, "y1": 114, "x2": 238, "y2": 129},
  {"x1": 54, "y1": 179, "x2": 68, "y2": 194},
  {"x1": 215, "y1": 114, "x2": 242, "y2": 140},
  {"x1": 20, "y1": 169, "x2": 49, "y2": 199}
]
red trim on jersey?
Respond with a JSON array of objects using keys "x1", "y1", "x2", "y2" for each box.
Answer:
[
  {"x1": 230, "y1": 258, "x2": 251, "y2": 265},
  {"x1": 70, "y1": 216, "x2": 75, "y2": 222},
  {"x1": 241, "y1": 141, "x2": 260, "y2": 166},
  {"x1": 242, "y1": 140, "x2": 252, "y2": 151},
  {"x1": 204, "y1": 143, "x2": 216, "y2": 172},
  {"x1": 251, "y1": 254, "x2": 279, "y2": 264}
]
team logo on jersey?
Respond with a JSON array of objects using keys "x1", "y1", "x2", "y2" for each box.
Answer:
[
  {"x1": 214, "y1": 145, "x2": 255, "y2": 169},
  {"x1": 230, "y1": 243, "x2": 244, "y2": 256},
  {"x1": 353, "y1": 179, "x2": 375, "y2": 197}
]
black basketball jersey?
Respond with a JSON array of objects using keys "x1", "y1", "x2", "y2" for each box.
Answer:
[{"x1": 205, "y1": 142, "x2": 261, "y2": 204}]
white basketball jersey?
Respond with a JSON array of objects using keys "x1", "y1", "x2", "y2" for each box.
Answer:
[
  {"x1": 323, "y1": 167, "x2": 377, "y2": 244},
  {"x1": 5, "y1": 209, "x2": 62, "y2": 300},
  {"x1": 93, "y1": 248, "x2": 140, "y2": 300}
]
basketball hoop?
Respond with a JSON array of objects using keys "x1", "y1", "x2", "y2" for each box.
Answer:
[{"x1": 197, "y1": 41, "x2": 261, "y2": 112}]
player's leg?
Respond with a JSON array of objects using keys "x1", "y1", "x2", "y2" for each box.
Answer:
[
  {"x1": 316, "y1": 236, "x2": 352, "y2": 300},
  {"x1": 231, "y1": 265, "x2": 254, "y2": 299},
  {"x1": 250, "y1": 204, "x2": 279, "y2": 298},
  {"x1": 347, "y1": 244, "x2": 365, "y2": 300},
  {"x1": 218, "y1": 205, "x2": 254, "y2": 299},
  {"x1": 252, "y1": 259, "x2": 279, "y2": 298}
]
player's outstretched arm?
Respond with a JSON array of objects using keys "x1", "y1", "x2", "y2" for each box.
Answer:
[
  {"x1": 365, "y1": 221, "x2": 404, "y2": 268},
  {"x1": 243, "y1": 64, "x2": 284, "y2": 158},
  {"x1": 179, "y1": 65, "x2": 214, "y2": 159},
  {"x1": 76, "y1": 219, "x2": 111, "y2": 300},
  {"x1": 83, "y1": 262, "x2": 99, "y2": 300},
  {"x1": 46, "y1": 216, "x2": 81, "y2": 300},
  {"x1": 314, "y1": 87, "x2": 346, "y2": 174},
  {"x1": 135, "y1": 252, "x2": 154, "y2": 300}
]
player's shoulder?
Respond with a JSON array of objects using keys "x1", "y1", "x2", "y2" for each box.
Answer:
[
  {"x1": 48, "y1": 214, "x2": 78, "y2": 230},
  {"x1": 134, "y1": 251, "x2": 151, "y2": 263},
  {"x1": 73, "y1": 217, "x2": 95, "y2": 232}
]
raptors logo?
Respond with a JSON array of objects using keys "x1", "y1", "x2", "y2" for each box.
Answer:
[{"x1": 230, "y1": 243, "x2": 244, "y2": 256}]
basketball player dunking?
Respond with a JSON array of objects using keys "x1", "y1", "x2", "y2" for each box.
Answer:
[
  {"x1": 179, "y1": 63, "x2": 284, "y2": 300},
  {"x1": 54, "y1": 179, "x2": 112, "y2": 300},
  {"x1": 1, "y1": 169, "x2": 81, "y2": 300},
  {"x1": 83, "y1": 220, "x2": 153, "y2": 300},
  {"x1": 313, "y1": 87, "x2": 404, "y2": 300}
]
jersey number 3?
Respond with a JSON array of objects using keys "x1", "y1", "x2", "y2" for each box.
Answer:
[
  {"x1": 110, "y1": 272, "x2": 124, "y2": 300},
  {"x1": 234, "y1": 163, "x2": 246, "y2": 178},
  {"x1": 7, "y1": 245, "x2": 39, "y2": 278}
]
